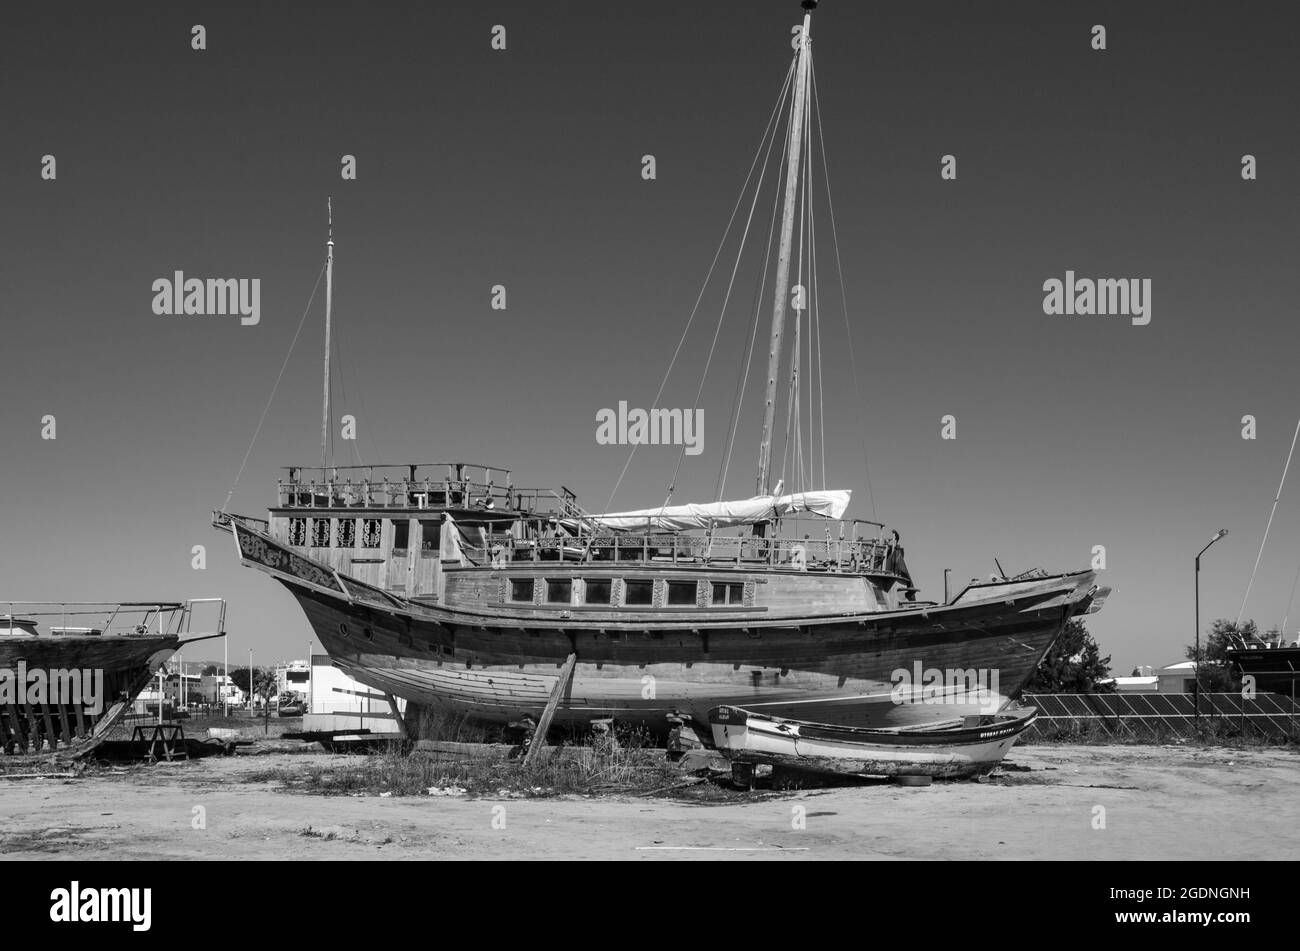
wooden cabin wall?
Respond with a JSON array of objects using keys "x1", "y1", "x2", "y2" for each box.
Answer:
[{"x1": 269, "y1": 510, "x2": 443, "y2": 597}]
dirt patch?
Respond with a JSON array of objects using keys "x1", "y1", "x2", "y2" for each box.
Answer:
[{"x1": 0, "y1": 743, "x2": 1296, "y2": 860}]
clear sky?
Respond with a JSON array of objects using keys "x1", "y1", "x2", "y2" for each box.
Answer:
[{"x1": 2, "y1": 1, "x2": 1297, "y2": 675}]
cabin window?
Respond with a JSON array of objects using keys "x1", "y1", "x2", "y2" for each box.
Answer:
[
  {"x1": 361, "y1": 519, "x2": 381, "y2": 548},
  {"x1": 667, "y1": 581, "x2": 696, "y2": 606},
  {"x1": 421, "y1": 521, "x2": 441, "y2": 551},
  {"x1": 546, "y1": 579, "x2": 573, "y2": 603},
  {"x1": 336, "y1": 518, "x2": 356, "y2": 548},
  {"x1": 624, "y1": 580, "x2": 653, "y2": 606},
  {"x1": 288, "y1": 518, "x2": 307, "y2": 546},
  {"x1": 392, "y1": 520, "x2": 410, "y2": 551},
  {"x1": 584, "y1": 579, "x2": 611, "y2": 605},
  {"x1": 311, "y1": 518, "x2": 330, "y2": 547},
  {"x1": 510, "y1": 579, "x2": 535, "y2": 602},
  {"x1": 712, "y1": 582, "x2": 745, "y2": 605}
]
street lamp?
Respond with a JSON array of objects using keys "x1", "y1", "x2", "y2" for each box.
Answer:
[{"x1": 1194, "y1": 529, "x2": 1229, "y2": 723}]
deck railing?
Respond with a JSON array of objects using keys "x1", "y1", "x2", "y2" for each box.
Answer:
[
  {"x1": 0, "y1": 600, "x2": 227, "y2": 639},
  {"x1": 276, "y1": 479, "x2": 578, "y2": 515},
  {"x1": 466, "y1": 521, "x2": 896, "y2": 574}
]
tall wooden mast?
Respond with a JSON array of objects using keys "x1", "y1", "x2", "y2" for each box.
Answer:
[
  {"x1": 756, "y1": 1, "x2": 815, "y2": 496},
  {"x1": 322, "y1": 197, "x2": 334, "y2": 472}
]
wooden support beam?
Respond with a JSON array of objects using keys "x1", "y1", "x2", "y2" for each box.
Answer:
[
  {"x1": 385, "y1": 693, "x2": 408, "y2": 740},
  {"x1": 40, "y1": 703, "x2": 57, "y2": 751},
  {"x1": 7, "y1": 703, "x2": 25, "y2": 752},
  {"x1": 56, "y1": 702, "x2": 72, "y2": 746},
  {"x1": 522, "y1": 653, "x2": 577, "y2": 767},
  {"x1": 22, "y1": 698, "x2": 38, "y2": 752},
  {"x1": 73, "y1": 702, "x2": 87, "y2": 739}
]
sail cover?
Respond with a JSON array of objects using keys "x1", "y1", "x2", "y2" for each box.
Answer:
[{"x1": 590, "y1": 490, "x2": 851, "y2": 531}]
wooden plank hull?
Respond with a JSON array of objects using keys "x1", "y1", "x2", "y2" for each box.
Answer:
[
  {"x1": 707, "y1": 704, "x2": 1037, "y2": 778},
  {"x1": 0, "y1": 636, "x2": 179, "y2": 755},
  {"x1": 286, "y1": 576, "x2": 1096, "y2": 729},
  {"x1": 228, "y1": 519, "x2": 1104, "y2": 729}
]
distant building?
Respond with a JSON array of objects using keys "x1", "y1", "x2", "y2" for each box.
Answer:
[
  {"x1": 1157, "y1": 661, "x2": 1198, "y2": 694},
  {"x1": 199, "y1": 674, "x2": 244, "y2": 706},
  {"x1": 275, "y1": 660, "x2": 311, "y2": 699},
  {"x1": 1101, "y1": 662, "x2": 1201, "y2": 695},
  {"x1": 162, "y1": 670, "x2": 204, "y2": 706},
  {"x1": 305, "y1": 653, "x2": 403, "y2": 734},
  {"x1": 1108, "y1": 675, "x2": 1160, "y2": 694}
]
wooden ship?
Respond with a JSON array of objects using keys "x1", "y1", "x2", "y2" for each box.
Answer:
[
  {"x1": 216, "y1": 1, "x2": 1109, "y2": 735},
  {"x1": 0, "y1": 600, "x2": 226, "y2": 755}
]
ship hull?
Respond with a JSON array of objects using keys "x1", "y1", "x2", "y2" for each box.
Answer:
[
  {"x1": 0, "y1": 635, "x2": 179, "y2": 754},
  {"x1": 284, "y1": 574, "x2": 1097, "y2": 730},
  {"x1": 225, "y1": 519, "x2": 1103, "y2": 730}
]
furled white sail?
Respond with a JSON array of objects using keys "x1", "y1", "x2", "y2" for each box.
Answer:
[{"x1": 591, "y1": 490, "x2": 851, "y2": 531}]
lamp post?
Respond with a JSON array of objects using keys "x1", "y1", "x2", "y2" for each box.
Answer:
[{"x1": 1194, "y1": 529, "x2": 1229, "y2": 723}]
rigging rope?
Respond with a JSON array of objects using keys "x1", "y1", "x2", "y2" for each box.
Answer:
[
  {"x1": 811, "y1": 61, "x2": 877, "y2": 520},
  {"x1": 654, "y1": 58, "x2": 797, "y2": 517},
  {"x1": 1237, "y1": 416, "x2": 1300, "y2": 626},
  {"x1": 603, "y1": 57, "x2": 798, "y2": 514},
  {"x1": 810, "y1": 153, "x2": 827, "y2": 488},
  {"x1": 221, "y1": 262, "x2": 327, "y2": 512},
  {"x1": 715, "y1": 122, "x2": 788, "y2": 502},
  {"x1": 1279, "y1": 562, "x2": 1300, "y2": 638}
]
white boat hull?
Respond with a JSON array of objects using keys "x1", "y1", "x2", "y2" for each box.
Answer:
[{"x1": 707, "y1": 704, "x2": 1036, "y2": 779}]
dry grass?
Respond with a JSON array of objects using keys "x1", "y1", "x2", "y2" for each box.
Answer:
[{"x1": 244, "y1": 725, "x2": 687, "y2": 799}]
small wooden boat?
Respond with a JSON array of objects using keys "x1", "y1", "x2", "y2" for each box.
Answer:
[{"x1": 707, "y1": 704, "x2": 1037, "y2": 782}]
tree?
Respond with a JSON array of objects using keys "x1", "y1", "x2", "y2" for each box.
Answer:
[
  {"x1": 251, "y1": 669, "x2": 279, "y2": 734},
  {"x1": 1024, "y1": 619, "x2": 1114, "y2": 693},
  {"x1": 1185, "y1": 618, "x2": 1256, "y2": 692},
  {"x1": 228, "y1": 666, "x2": 277, "y2": 703},
  {"x1": 202, "y1": 664, "x2": 220, "y2": 676},
  {"x1": 228, "y1": 666, "x2": 254, "y2": 696}
]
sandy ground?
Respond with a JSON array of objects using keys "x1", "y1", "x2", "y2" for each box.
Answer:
[{"x1": 1, "y1": 743, "x2": 1296, "y2": 860}]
